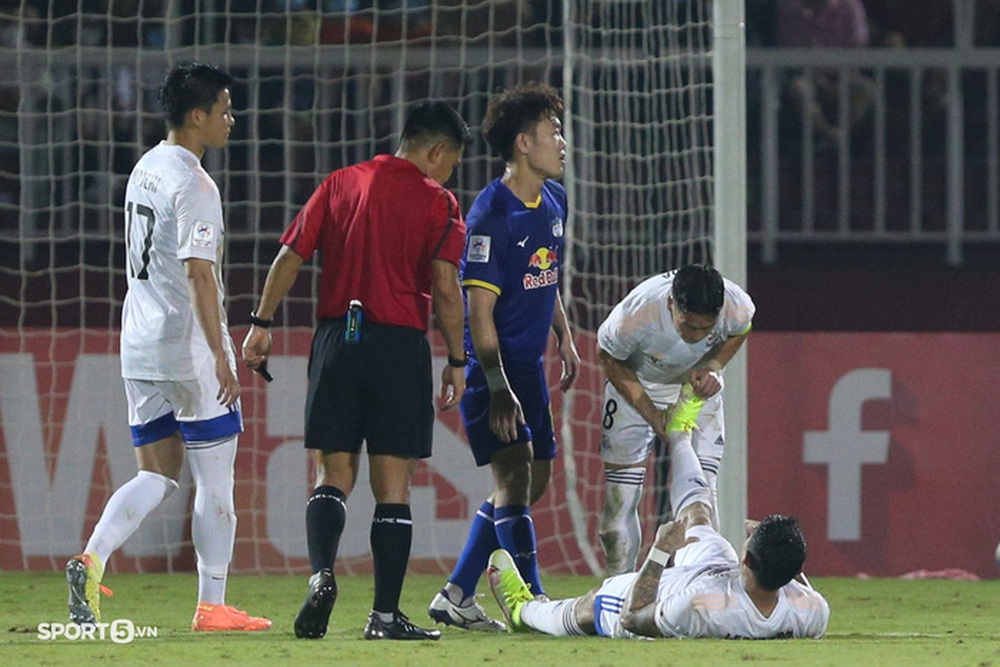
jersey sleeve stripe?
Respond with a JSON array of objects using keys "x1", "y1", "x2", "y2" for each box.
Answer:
[{"x1": 461, "y1": 278, "x2": 501, "y2": 295}]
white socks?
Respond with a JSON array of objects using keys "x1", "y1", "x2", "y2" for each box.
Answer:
[
  {"x1": 599, "y1": 467, "x2": 645, "y2": 575},
  {"x1": 187, "y1": 436, "x2": 238, "y2": 605},
  {"x1": 82, "y1": 435, "x2": 238, "y2": 606},
  {"x1": 668, "y1": 432, "x2": 713, "y2": 516},
  {"x1": 520, "y1": 597, "x2": 586, "y2": 636},
  {"x1": 698, "y1": 454, "x2": 722, "y2": 530},
  {"x1": 85, "y1": 469, "x2": 179, "y2": 566}
]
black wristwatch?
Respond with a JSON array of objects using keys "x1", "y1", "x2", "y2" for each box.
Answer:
[
  {"x1": 447, "y1": 352, "x2": 469, "y2": 368},
  {"x1": 249, "y1": 311, "x2": 272, "y2": 328}
]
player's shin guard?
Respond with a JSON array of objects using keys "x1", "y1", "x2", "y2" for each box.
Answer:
[
  {"x1": 667, "y1": 432, "x2": 713, "y2": 518},
  {"x1": 519, "y1": 597, "x2": 586, "y2": 636},
  {"x1": 187, "y1": 436, "x2": 238, "y2": 605},
  {"x1": 599, "y1": 467, "x2": 645, "y2": 575}
]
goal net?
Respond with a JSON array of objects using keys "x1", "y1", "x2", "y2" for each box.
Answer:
[{"x1": 0, "y1": 0, "x2": 727, "y2": 577}]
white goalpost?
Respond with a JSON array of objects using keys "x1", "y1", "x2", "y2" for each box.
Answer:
[
  {"x1": 558, "y1": 0, "x2": 747, "y2": 574},
  {"x1": 0, "y1": 0, "x2": 745, "y2": 576},
  {"x1": 711, "y1": 0, "x2": 749, "y2": 553}
]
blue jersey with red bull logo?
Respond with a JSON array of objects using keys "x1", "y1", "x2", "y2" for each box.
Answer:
[{"x1": 460, "y1": 177, "x2": 567, "y2": 367}]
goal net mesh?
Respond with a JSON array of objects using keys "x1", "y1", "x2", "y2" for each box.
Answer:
[{"x1": 0, "y1": 0, "x2": 715, "y2": 577}]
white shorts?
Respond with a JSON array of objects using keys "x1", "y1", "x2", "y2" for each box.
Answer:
[
  {"x1": 592, "y1": 572, "x2": 641, "y2": 639},
  {"x1": 124, "y1": 357, "x2": 242, "y2": 448},
  {"x1": 599, "y1": 381, "x2": 725, "y2": 473},
  {"x1": 592, "y1": 525, "x2": 738, "y2": 639}
]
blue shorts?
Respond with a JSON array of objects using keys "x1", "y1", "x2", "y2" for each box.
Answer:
[{"x1": 460, "y1": 361, "x2": 556, "y2": 467}]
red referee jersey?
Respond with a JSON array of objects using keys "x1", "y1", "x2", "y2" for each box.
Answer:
[{"x1": 280, "y1": 154, "x2": 466, "y2": 331}]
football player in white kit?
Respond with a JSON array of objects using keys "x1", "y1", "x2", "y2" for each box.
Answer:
[
  {"x1": 65, "y1": 62, "x2": 270, "y2": 632},
  {"x1": 487, "y1": 413, "x2": 830, "y2": 640},
  {"x1": 596, "y1": 264, "x2": 755, "y2": 574}
]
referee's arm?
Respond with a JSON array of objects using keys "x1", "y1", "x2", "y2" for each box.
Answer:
[
  {"x1": 431, "y1": 258, "x2": 466, "y2": 409},
  {"x1": 242, "y1": 245, "x2": 304, "y2": 373}
]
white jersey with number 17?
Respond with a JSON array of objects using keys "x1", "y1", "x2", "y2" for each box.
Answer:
[{"x1": 120, "y1": 142, "x2": 233, "y2": 381}]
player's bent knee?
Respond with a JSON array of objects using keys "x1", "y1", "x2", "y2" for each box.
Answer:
[{"x1": 679, "y1": 502, "x2": 713, "y2": 527}]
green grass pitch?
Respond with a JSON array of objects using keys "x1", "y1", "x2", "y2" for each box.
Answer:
[{"x1": 1, "y1": 571, "x2": 997, "y2": 666}]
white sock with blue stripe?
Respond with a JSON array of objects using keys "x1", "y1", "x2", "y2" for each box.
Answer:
[{"x1": 519, "y1": 597, "x2": 585, "y2": 636}]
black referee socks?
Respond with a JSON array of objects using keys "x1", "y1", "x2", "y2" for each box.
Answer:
[
  {"x1": 370, "y1": 503, "x2": 413, "y2": 613},
  {"x1": 306, "y1": 485, "x2": 347, "y2": 574}
]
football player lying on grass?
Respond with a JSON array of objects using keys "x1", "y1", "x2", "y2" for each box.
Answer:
[{"x1": 488, "y1": 413, "x2": 829, "y2": 640}]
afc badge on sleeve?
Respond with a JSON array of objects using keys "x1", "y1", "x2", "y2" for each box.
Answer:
[
  {"x1": 193, "y1": 222, "x2": 215, "y2": 248},
  {"x1": 467, "y1": 235, "x2": 491, "y2": 263}
]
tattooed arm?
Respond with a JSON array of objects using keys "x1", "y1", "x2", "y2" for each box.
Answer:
[{"x1": 619, "y1": 521, "x2": 697, "y2": 637}]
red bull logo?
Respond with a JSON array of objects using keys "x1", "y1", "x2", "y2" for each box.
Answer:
[
  {"x1": 527, "y1": 247, "x2": 557, "y2": 270},
  {"x1": 524, "y1": 246, "x2": 559, "y2": 290}
]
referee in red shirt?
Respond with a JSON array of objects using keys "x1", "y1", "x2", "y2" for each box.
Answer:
[{"x1": 242, "y1": 101, "x2": 472, "y2": 641}]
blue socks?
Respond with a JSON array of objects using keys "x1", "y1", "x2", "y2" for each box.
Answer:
[
  {"x1": 447, "y1": 500, "x2": 500, "y2": 600},
  {"x1": 494, "y1": 504, "x2": 544, "y2": 596}
]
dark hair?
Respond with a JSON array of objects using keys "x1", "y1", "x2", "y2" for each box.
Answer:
[
  {"x1": 400, "y1": 100, "x2": 473, "y2": 151},
  {"x1": 482, "y1": 82, "x2": 564, "y2": 162},
  {"x1": 671, "y1": 264, "x2": 724, "y2": 316},
  {"x1": 158, "y1": 62, "x2": 233, "y2": 129},
  {"x1": 745, "y1": 515, "x2": 807, "y2": 591}
]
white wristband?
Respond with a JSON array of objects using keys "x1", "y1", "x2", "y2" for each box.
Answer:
[
  {"x1": 484, "y1": 366, "x2": 507, "y2": 393},
  {"x1": 708, "y1": 370, "x2": 724, "y2": 391},
  {"x1": 645, "y1": 547, "x2": 671, "y2": 567}
]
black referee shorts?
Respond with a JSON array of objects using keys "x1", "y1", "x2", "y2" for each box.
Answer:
[{"x1": 304, "y1": 316, "x2": 433, "y2": 458}]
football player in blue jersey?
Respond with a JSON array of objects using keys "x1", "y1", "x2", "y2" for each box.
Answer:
[{"x1": 428, "y1": 82, "x2": 581, "y2": 631}]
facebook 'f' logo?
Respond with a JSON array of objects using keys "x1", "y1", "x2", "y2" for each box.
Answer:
[{"x1": 803, "y1": 369, "x2": 891, "y2": 541}]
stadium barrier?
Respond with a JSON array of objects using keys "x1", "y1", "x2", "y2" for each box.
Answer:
[{"x1": 1, "y1": 329, "x2": 996, "y2": 579}]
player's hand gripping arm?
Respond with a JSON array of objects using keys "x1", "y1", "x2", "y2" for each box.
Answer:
[
  {"x1": 551, "y1": 291, "x2": 580, "y2": 392},
  {"x1": 466, "y1": 286, "x2": 525, "y2": 442},
  {"x1": 185, "y1": 258, "x2": 239, "y2": 407},
  {"x1": 620, "y1": 520, "x2": 699, "y2": 638},
  {"x1": 689, "y1": 331, "x2": 748, "y2": 399},
  {"x1": 597, "y1": 346, "x2": 670, "y2": 442},
  {"x1": 431, "y1": 258, "x2": 467, "y2": 410},
  {"x1": 241, "y1": 245, "x2": 304, "y2": 374}
]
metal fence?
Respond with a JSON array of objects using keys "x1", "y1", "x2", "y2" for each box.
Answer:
[{"x1": 747, "y1": 47, "x2": 1000, "y2": 265}]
